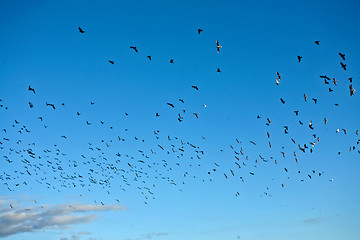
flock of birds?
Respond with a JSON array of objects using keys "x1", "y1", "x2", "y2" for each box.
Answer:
[{"x1": 0, "y1": 27, "x2": 359, "y2": 208}]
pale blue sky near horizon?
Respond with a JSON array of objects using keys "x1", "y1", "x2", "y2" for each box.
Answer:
[{"x1": 0, "y1": 0, "x2": 360, "y2": 240}]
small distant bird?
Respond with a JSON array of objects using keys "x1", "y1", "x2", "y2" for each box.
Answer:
[
  {"x1": 304, "y1": 94, "x2": 308, "y2": 101},
  {"x1": 294, "y1": 110, "x2": 299, "y2": 115},
  {"x1": 197, "y1": 29, "x2": 203, "y2": 34},
  {"x1": 29, "y1": 102, "x2": 33, "y2": 108},
  {"x1": 167, "y1": 103, "x2": 175, "y2": 108},
  {"x1": 217, "y1": 68, "x2": 221, "y2": 72},
  {"x1": 179, "y1": 99, "x2": 184, "y2": 103},
  {"x1": 78, "y1": 27, "x2": 85, "y2": 33},
  {"x1": 324, "y1": 117, "x2": 328, "y2": 125},
  {"x1": 314, "y1": 40, "x2": 320, "y2": 45},
  {"x1": 108, "y1": 60, "x2": 114, "y2": 64},
  {"x1": 349, "y1": 84, "x2": 355, "y2": 96},
  {"x1": 297, "y1": 56, "x2": 302, "y2": 62},
  {"x1": 216, "y1": 40, "x2": 222, "y2": 53},
  {"x1": 193, "y1": 113, "x2": 199, "y2": 119},
  {"x1": 280, "y1": 98, "x2": 285, "y2": 104},
  {"x1": 191, "y1": 85, "x2": 199, "y2": 90},
  {"x1": 329, "y1": 88, "x2": 333, "y2": 92},
  {"x1": 349, "y1": 77, "x2": 353, "y2": 83},
  {"x1": 320, "y1": 75, "x2": 330, "y2": 80},
  {"x1": 339, "y1": 52, "x2": 345, "y2": 61},
  {"x1": 170, "y1": 59, "x2": 174, "y2": 63},
  {"x1": 340, "y1": 62, "x2": 346, "y2": 70},
  {"x1": 333, "y1": 78, "x2": 338, "y2": 86},
  {"x1": 46, "y1": 103, "x2": 55, "y2": 109},
  {"x1": 312, "y1": 98, "x2": 317, "y2": 104},
  {"x1": 156, "y1": 113, "x2": 160, "y2": 117},
  {"x1": 276, "y1": 78, "x2": 280, "y2": 85},
  {"x1": 147, "y1": 56, "x2": 152, "y2": 60},
  {"x1": 309, "y1": 121, "x2": 314, "y2": 130},
  {"x1": 130, "y1": 46, "x2": 138, "y2": 52},
  {"x1": 28, "y1": 86, "x2": 35, "y2": 94}
]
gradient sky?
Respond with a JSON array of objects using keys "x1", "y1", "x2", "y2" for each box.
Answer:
[{"x1": 1, "y1": 0, "x2": 360, "y2": 240}]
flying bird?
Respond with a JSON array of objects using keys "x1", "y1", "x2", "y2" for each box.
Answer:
[
  {"x1": 198, "y1": 29, "x2": 203, "y2": 34},
  {"x1": 349, "y1": 84, "x2": 355, "y2": 96},
  {"x1": 216, "y1": 41, "x2": 222, "y2": 53},
  {"x1": 170, "y1": 59, "x2": 174, "y2": 63},
  {"x1": 46, "y1": 103, "x2": 55, "y2": 109},
  {"x1": 339, "y1": 52, "x2": 345, "y2": 61},
  {"x1": 28, "y1": 86, "x2": 35, "y2": 94},
  {"x1": 314, "y1": 40, "x2": 320, "y2": 45},
  {"x1": 147, "y1": 56, "x2": 152, "y2": 60},
  {"x1": 108, "y1": 60, "x2": 114, "y2": 64},
  {"x1": 78, "y1": 27, "x2": 85, "y2": 33},
  {"x1": 130, "y1": 46, "x2": 138, "y2": 52},
  {"x1": 280, "y1": 98, "x2": 285, "y2": 104},
  {"x1": 191, "y1": 85, "x2": 199, "y2": 90},
  {"x1": 297, "y1": 56, "x2": 302, "y2": 62},
  {"x1": 340, "y1": 62, "x2": 346, "y2": 70},
  {"x1": 167, "y1": 103, "x2": 175, "y2": 108}
]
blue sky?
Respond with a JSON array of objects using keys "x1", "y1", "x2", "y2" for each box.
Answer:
[{"x1": 1, "y1": 0, "x2": 360, "y2": 239}]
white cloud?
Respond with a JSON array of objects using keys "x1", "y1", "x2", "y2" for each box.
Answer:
[{"x1": 0, "y1": 203, "x2": 125, "y2": 238}]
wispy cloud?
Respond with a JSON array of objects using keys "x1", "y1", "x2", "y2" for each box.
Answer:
[{"x1": 0, "y1": 203, "x2": 125, "y2": 238}]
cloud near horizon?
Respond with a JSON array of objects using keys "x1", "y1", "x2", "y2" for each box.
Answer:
[{"x1": 0, "y1": 203, "x2": 125, "y2": 238}]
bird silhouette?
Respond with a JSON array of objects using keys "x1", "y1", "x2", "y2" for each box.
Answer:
[
  {"x1": 78, "y1": 27, "x2": 85, "y2": 33},
  {"x1": 130, "y1": 46, "x2": 138, "y2": 52},
  {"x1": 216, "y1": 41, "x2": 222, "y2": 53},
  {"x1": 339, "y1": 52, "x2": 345, "y2": 60},
  {"x1": 28, "y1": 86, "x2": 35, "y2": 94}
]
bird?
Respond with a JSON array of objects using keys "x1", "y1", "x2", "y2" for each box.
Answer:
[
  {"x1": 304, "y1": 94, "x2": 308, "y2": 101},
  {"x1": 28, "y1": 86, "x2": 35, "y2": 94},
  {"x1": 217, "y1": 68, "x2": 221, "y2": 72},
  {"x1": 329, "y1": 88, "x2": 333, "y2": 92},
  {"x1": 108, "y1": 60, "x2": 114, "y2": 64},
  {"x1": 167, "y1": 103, "x2": 175, "y2": 108},
  {"x1": 294, "y1": 110, "x2": 299, "y2": 116},
  {"x1": 179, "y1": 99, "x2": 184, "y2": 103},
  {"x1": 340, "y1": 62, "x2": 346, "y2": 70},
  {"x1": 297, "y1": 56, "x2": 302, "y2": 62},
  {"x1": 193, "y1": 113, "x2": 199, "y2": 119},
  {"x1": 78, "y1": 27, "x2": 85, "y2": 33},
  {"x1": 324, "y1": 118, "x2": 328, "y2": 125},
  {"x1": 216, "y1": 40, "x2": 222, "y2": 53},
  {"x1": 339, "y1": 52, "x2": 345, "y2": 61},
  {"x1": 315, "y1": 40, "x2": 320, "y2": 45},
  {"x1": 312, "y1": 98, "x2": 317, "y2": 104},
  {"x1": 170, "y1": 59, "x2": 174, "y2": 63},
  {"x1": 46, "y1": 103, "x2": 55, "y2": 109},
  {"x1": 147, "y1": 56, "x2": 152, "y2": 60},
  {"x1": 280, "y1": 98, "x2": 285, "y2": 104},
  {"x1": 333, "y1": 78, "x2": 338, "y2": 86},
  {"x1": 191, "y1": 85, "x2": 199, "y2": 90},
  {"x1": 130, "y1": 46, "x2": 138, "y2": 52},
  {"x1": 349, "y1": 84, "x2": 355, "y2": 96},
  {"x1": 197, "y1": 29, "x2": 203, "y2": 34}
]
